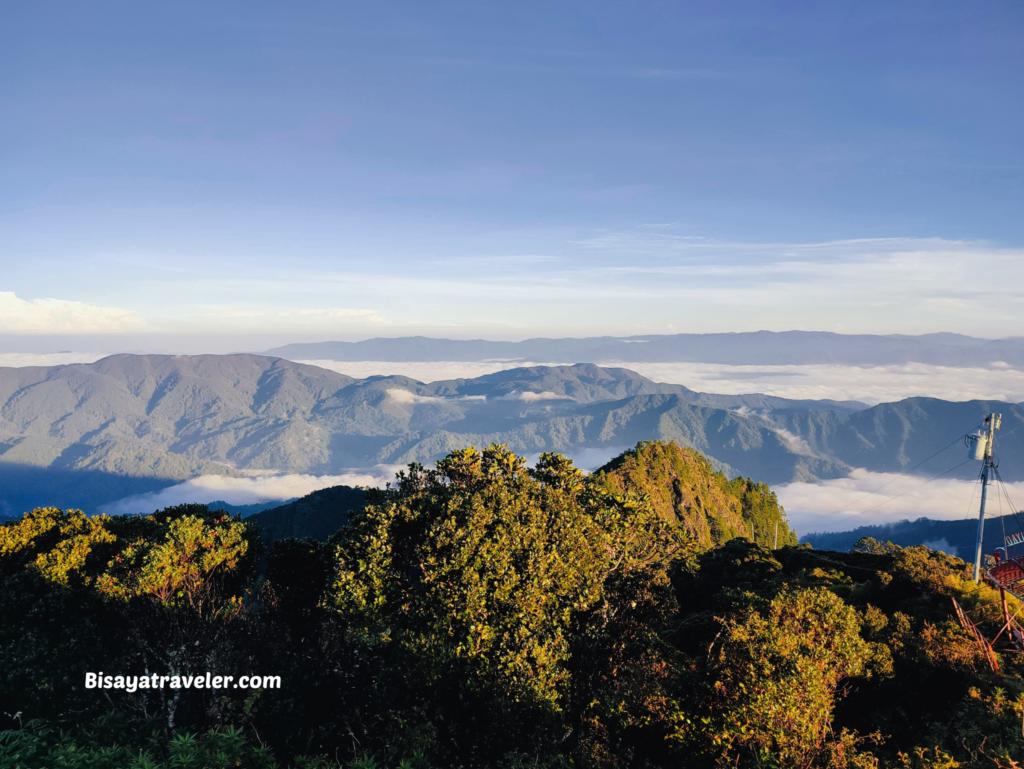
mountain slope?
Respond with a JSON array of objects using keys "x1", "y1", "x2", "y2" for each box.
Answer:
[
  {"x1": 773, "y1": 397, "x2": 1024, "y2": 479},
  {"x1": 2, "y1": 354, "x2": 1020, "y2": 515},
  {"x1": 591, "y1": 441, "x2": 798, "y2": 549},
  {"x1": 0, "y1": 356, "x2": 851, "y2": 482},
  {"x1": 247, "y1": 485, "x2": 367, "y2": 546}
]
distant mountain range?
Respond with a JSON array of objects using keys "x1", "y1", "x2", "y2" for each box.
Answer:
[
  {"x1": 801, "y1": 513, "x2": 1023, "y2": 559},
  {"x1": 264, "y1": 331, "x2": 1024, "y2": 368},
  {"x1": 1, "y1": 353, "x2": 1021, "y2": 516},
  {"x1": 247, "y1": 485, "x2": 367, "y2": 547}
]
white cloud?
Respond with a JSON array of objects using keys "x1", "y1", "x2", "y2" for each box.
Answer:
[
  {"x1": 386, "y1": 388, "x2": 487, "y2": 405},
  {"x1": 772, "y1": 426, "x2": 815, "y2": 455},
  {"x1": 499, "y1": 390, "x2": 568, "y2": 402},
  {"x1": 0, "y1": 292, "x2": 145, "y2": 334},
  {"x1": 99, "y1": 467, "x2": 404, "y2": 516},
  {"x1": 12, "y1": 236, "x2": 1024, "y2": 338},
  {"x1": 775, "y1": 469, "x2": 1024, "y2": 535},
  {"x1": 0, "y1": 352, "x2": 108, "y2": 368}
]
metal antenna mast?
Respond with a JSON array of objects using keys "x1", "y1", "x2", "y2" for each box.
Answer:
[{"x1": 970, "y1": 413, "x2": 1002, "y2": 583}]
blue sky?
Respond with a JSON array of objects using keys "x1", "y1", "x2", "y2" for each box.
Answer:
[{"x1": 2, "y1": 1, "x2": 1023, "y2": 348}]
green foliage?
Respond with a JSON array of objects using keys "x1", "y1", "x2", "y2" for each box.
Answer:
[
  {"x1": 726, "y1": 476, "x2": 800, "y2": 548},
  {"x1": 593, "y1": 440, "x2": 796, "y2": 549},
  {"x1": 96, "y1": 513, "x2": 254, "y2": 616},
  {"x1": 3, "y1": 444, "x2": 1023, "y2": 768},
  {"x1": 0, "y1": 507, "x2": 118, "y2": 585},
  {"x1": 0, "y1": 505, "x2": 263, "y2": 734},
  {"x1": 332, "y1": 445, "x2": 694, "y2": 763},
  {"x1": 686, "y1": 588, "x2": 876, "y2": 767},
  {"x1": 0, "y1": 505, "x2": 259, "y2": 613},
  {"x1": 853, "y1": 537, "x2": 901, "y2": 555}
]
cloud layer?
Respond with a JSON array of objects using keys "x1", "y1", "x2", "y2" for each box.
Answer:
[
  {"x1": 603, "y1": 361, "x2": 1024, "y2": 405},
  {"x1": 8, "y1": 237, "x2": 1024, "y2": 339},
  {"x1": 100, "y1": 467, "x2": 403, "y2": 516},
  {"x1": 775, "y1": 469, "x2": 1024, "y2": 535}
]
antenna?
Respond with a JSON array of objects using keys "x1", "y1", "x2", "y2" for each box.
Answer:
[{"x1": 968, "y1": 413, "x2": 1002, "y2": 583}]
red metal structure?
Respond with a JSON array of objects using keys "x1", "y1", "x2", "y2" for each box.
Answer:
[
  {"x1": 953, "y1": 551, "x2": 1024, "y2": 675},
  {"x1": 990, "y1": 557, "x2": 1024, "y2": 594},
  {"x1": 951, "y1": 414, "x2": 1024, "y2": 673}
]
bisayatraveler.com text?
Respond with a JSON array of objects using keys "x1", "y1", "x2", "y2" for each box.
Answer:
[{"x1": 85, "y1": 673, "x2": 281, "y2": 691}]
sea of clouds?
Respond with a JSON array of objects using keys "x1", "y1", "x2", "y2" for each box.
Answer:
[
  {"x1": 100, "y1": 466, "x2": 405, "y2": 516},
  {"x1": 775, "y1": 469, "x2": 1024, "y2": 534}
]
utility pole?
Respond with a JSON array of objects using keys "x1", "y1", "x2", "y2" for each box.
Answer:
[{"x1": 971, "y1": 413, "x2": 1002, "y2": 583}]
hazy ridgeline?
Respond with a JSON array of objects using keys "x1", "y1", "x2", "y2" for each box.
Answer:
[
  {"x1": 264, "y1": 331, "x2": 1024, "y2": 368},
  {"x1": 1, "y1": 353, "x2": 1022, "y2": 517}
]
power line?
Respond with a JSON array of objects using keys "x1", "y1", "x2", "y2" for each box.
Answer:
[
  {"x1": 844, "y1": 459, "x2": 974, "y2": 517},
  {"x1": 965, "y1": 474, "x2": 982, "y2": 522},
  {"x1": 998, "y1": 473, "x2": 1007, "y2": 548},
  {"x1": 825, "y1": 432, "x2": 973, "y2": 517},
  {"x1": 992, "y1": 467, "x2": 1024, "y2": 536}
]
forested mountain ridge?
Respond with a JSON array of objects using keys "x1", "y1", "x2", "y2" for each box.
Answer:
[
  {"x1": 1, "y1": 353, "x2": 1021, "y2": 515},
  {"x1": 0, "y1": 355, "x2": 858, "y2": 513},
  {"x1": 247, "y1": 484, "x2": 367, "y2": 546},
  {"x1": 773, "y1": 396, "x2": 1024, "y2": 476},
  {"x1": 592, "y1": 441, "x2": 798, "y2": 549},
  {"x1": 245, "y1": 441, "x2": 798, "y2": 552}
]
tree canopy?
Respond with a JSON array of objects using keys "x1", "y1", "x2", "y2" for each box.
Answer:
[{"x1": 0, "y1": 441, "x2": 1021, "y2": 768}]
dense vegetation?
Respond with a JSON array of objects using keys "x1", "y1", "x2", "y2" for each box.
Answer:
[{"x1": 0, "y1": 441, "x2": 1020, "y2": 768}]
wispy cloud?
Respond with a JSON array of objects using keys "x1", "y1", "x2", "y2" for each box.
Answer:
[
  {"x1": 0, "y1": 292, "x2": 145, "y2": 334},
  {"x1": 498, "y1": 390, "x2": 568, "y2": 402},
  {"x1": 386, "y1": 389, "x2": 487, "y2": 405},
  {"x1": 11, "y1": 236, "x2": 1024, "y2": 340}
]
